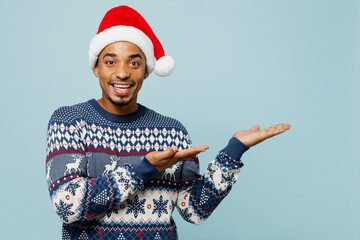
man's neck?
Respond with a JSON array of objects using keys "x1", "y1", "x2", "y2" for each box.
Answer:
[{"x1": 97, "y1": 98, "x2": 139, "y2": 116}]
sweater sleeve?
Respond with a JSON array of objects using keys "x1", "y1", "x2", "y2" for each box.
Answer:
[
  {"x1": 46, "y1": 108, "x2": 158, "y2": 224},
  {"x1": 176, "y1": 136, "x2": 249, "y2": 224}
]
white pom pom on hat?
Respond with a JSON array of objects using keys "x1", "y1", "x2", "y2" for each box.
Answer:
[
  {"x1": 89, "y1": 5, "x2": 175, "y2": 77},
  {"x1": 154, "y1": 56, "x2": 175, "y2": 77}
]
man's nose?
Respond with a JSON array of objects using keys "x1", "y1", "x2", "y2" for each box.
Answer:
[{"x1": 115, "y1": 63, "x2": 130, "y2": 79}]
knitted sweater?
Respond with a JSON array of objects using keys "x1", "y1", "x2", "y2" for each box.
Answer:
[{"x1": 46, "y1": 99, "x2": 249, "y2": 240}]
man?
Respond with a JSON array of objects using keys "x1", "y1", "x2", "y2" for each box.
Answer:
[{"x1": 46, "y1": 6, "x2": 290, "y2": 240}]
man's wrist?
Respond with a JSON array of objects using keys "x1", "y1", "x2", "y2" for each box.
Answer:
[
  {"x1": 132, "y1": 157, "x2": 159, "y2": 182},
  {"x1": 221, "y1": 137, "x2": 249, "y2": 161}
]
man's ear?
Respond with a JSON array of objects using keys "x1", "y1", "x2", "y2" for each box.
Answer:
[
  {"x1": 93, "y1": 62, "x2": 99, "y2": 77},
  {"x1": 144, "y1": 69, "x2": 149, "y2": 80}
]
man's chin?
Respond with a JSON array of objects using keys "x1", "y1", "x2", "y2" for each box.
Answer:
[{"x1": 109, "y1": 96, "x2": 132, "y2": 107}]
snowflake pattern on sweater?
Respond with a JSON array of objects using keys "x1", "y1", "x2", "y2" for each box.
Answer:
[
  {"x1": 46, "y1": 99, "x2": 248, "y2": 239},
  {"x1": 55, "y1": 200, "x2": 75, "y2": 222},
  {"x1": 152, "y1": 195, "x2": 169, "y2": 218},
  {"x1": 126, "y1": 195, "x2": 146, "y2": 218}
]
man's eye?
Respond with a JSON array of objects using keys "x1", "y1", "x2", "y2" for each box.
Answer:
[
  {"x1": 130, "y1": 61, "x2": 140, "y2": 66},
  {"x1": 106, "y1": 61, "x2": 115, "y2": 65}
]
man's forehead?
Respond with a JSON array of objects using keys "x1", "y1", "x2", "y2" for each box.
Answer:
[{"x1": 100, "y1": 41, "x2": 146, "y2": 58}]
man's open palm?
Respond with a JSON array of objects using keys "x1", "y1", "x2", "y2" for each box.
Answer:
[
  {"x1": 146, "y1": 145, "x2": 209, "y2": 172},
  {"x1": 233, "y1": 123, "x2": 291, "y2": 147}
]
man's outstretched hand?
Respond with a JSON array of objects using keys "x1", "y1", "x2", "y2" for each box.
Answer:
[
  {"x1": 146, "y1": 145, "x2": 209, "y2": 172},
  {"x1": 233, "y1": 123, "x2": 291, "y2": 147}
]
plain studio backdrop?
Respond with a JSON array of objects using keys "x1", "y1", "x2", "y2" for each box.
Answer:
[{"x1": 0, "y1": 0, "x2": 359, "y2": 239}]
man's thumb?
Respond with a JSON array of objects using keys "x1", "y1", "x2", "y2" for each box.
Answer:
[
  {"x1": 249, "y1": 125, "x2": 260, "y2": 132},
  {"x1": 158, "y1": 146, "x2": 178, "y2": 159}
]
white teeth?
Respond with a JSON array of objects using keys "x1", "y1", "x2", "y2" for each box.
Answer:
[{"x1": 113, "y1": 84, "x2": 131, "y2": 88}]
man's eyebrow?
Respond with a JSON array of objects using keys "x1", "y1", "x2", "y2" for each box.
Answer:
[
  {"x1": 102, "y1": 53, "x2": 143, "y2": 60},
  {"x1": 102, "y1": 53, "x2": 117, "y2": 59},
  {"x1": 129, "y1": 54, "x2": 142, "y2": 60}
]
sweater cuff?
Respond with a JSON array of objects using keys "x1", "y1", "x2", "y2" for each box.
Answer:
[
  {"x1": 132, "y1": 157, "x2": 159, "y2": 182},
  {"x1": 221, "y1": 137, "x2": 249, "y2": 161}
]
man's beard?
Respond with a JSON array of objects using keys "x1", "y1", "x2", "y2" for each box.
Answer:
[{"x1": 107, "y1": 94, "x2": 135, "y2": 107}]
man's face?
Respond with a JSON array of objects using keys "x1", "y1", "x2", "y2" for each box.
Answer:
[{"x1": 93, "y1": 41, "x2": 149, "y2": 108}]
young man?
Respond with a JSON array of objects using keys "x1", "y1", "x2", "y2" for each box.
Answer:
[{"x1": 46, "y1": 6, "x2": 290, "y2": 240}]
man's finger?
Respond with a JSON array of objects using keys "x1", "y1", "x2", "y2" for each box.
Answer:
[
  {"x1": 173, "y1": 146, "x2": 208, "y2": 159},
  {"x1": 261, "y1": 123, "x2": 290, "y2": 139},
  {"x1": 165, "y1": 147, "x2": 208, "y2": 168}
]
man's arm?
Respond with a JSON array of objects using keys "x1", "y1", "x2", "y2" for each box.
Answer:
[
  {"x1": 174, "y1": 137, "x2": 248, "y2": 224},
  {"x1": 146, "y1": 123, "x2": 290, "y2": 224},
  {"x1": 46, "y1": 108, "x2": 158, "y2": 224}
]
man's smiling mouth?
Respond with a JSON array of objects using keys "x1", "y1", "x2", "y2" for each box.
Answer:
[
  {"x1": 110, "y1": 83, "x2": 134, "y2": 95},
  {"x1": 112, "y1": 84, "x2": 132, "y2": 89}
]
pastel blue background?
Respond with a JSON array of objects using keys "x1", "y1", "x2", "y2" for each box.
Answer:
[{"x1": 0, "y1": 0, "x2": 359, "y2": 239}]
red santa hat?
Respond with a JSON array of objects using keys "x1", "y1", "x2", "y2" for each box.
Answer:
[{"x1": 89, "y1": 5, "x2": 175, "y2": 77}]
